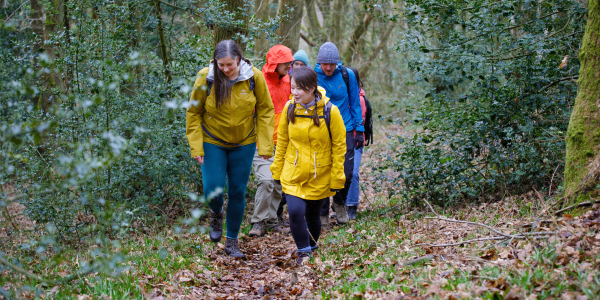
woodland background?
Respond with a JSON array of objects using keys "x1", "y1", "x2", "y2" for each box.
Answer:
[{"x1": 1, "y1": 0, "x2": 599, "y2": 298}]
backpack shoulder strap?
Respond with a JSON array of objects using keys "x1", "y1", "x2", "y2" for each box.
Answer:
[
  {"x1": 324, "y1": 101, "x2": 333, "y2": 141},
  {"x1": 205, "y1": 78, "x2": 214, "y2": 98},
  {"x1": 340, "y1": 67, "x2": 350, "y2": 96}
]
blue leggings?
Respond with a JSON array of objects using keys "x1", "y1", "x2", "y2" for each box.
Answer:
[{"x1": 202, "y1": 142, "x2": 255, "y2": 239}]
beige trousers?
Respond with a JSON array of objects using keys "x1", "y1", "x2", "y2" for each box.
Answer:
[{"x1": 250, "y1": 148, "x2": 282, "y2": 228}]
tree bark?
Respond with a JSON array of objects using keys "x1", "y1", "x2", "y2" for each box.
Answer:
[
  {"x1": 154, "y1": 0, "x2": 172, "y2": 83},
  {"x1": 360, "y1": 21, "x2": 395, "y2": 79},
  {"x1": 213, "y1": 0, "x2": 249, "y2": 53},
  {"x1": 342, "y1": 12, "x2": 372, "y2": 64},
  {"x1": 563, "y1": 0, "x2": 600, "y2": 205},
  {"x1": 31, "y1": 0, "x2": 45, "y2": 53},
  {"x1": 331, "y1": 0, "x2": 343, "y2": 45},
  {"x1": 278, "y1": 0, "x2": 303, "y2": 52},
  {"x1": 304, "y1": 0, "x2": 325, "y2": 43},
  {"x1": 254, "y1": 0, "x2": 271, "y2": 57}
]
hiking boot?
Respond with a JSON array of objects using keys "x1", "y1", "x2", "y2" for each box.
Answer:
[
  {"x1": 224, "y1": 238, "x2": 246, "y2": 259},
  {"x1": 249, "y1": 222, "x2": 266, "y2": 237},
  {"x1": 332, "y1": 203, "x2": 348, "y2": 224},
  {"x1": 320, "y1": 215, "x2": 329, "y2": 230},
  {"x1": 277, "y1": 215, "x2": 289, "y2": 227},
  {"x1": 297, "y1": 251, "x2": 312, "y2": 266},
  {"x1": 209, "y1": 210, "x2": 224, "y2": 242},
  {"x1": 347, "y1": 206, "x2": 358, "y2": 220},
  {"x1": 273, "y1": 224, "x2": 291, "y2": 234}
]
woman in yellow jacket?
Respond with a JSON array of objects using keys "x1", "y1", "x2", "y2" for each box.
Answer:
[
  {"x1": 186, "y1": 40, "x2": 274, "y2": 258},
  {"x1": 271, "y1": 67, "x2": 346, "y2": 264}
]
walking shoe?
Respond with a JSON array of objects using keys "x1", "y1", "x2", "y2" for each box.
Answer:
[
  {"x1": 277, "y1": 215, "x2": 289, "y2": 227},
  {"x1": 249, "y1": 222, "x2": 266, "y2": 237},
  {"x1": 224, "y1": 238, "x2": 246, "y2": 259},
  {"x1": 209, "y1": 210, "x2": 224, "y2": 242},
  {"x1": 320, "y1": 215, "x2": 329, "y2": 230},
  {"x1": 347, "y1": 206, "x2": 358, "y2": 220},
  {"x1": 332, "y1": 203, "x2": 349, "y2": 224},
  {"x1": 297, "y1": 251, "x2": 312, "y2": 266},
  {"x1": 273, "y1": 224, "x2": 291, "y2": 234}
]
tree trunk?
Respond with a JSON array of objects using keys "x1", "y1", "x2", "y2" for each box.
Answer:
[
  {"x1": 254, "y1": 0, "x2": 271, "y2": 57},
  {"x1": 278, "y1": 0, "x2": 303, "y2": 52},
  {"x1": 31, "y1": 0, "x2": 45, "y2": 53},
  {"x1": 154, "y1": 0, "x2": 172, "y2": 83},
  {"x1": 342, "y1": 12, "x2": 372, "y2": 65},
  {"x1": 213, "y1": 0, "x2": 249, "y2": 53},
  {"x1": 331, "y1": 0, "x2": 343, "y2": 45},
  {"x1": 304, "y1": 0, "x2": 324, "y2": 43},
  {"x1": 361, "y1": 21, "x2": 395, "y2": 79},
  {"x1": 563, "y1": 0, "x2": 600, "y2": 205}
]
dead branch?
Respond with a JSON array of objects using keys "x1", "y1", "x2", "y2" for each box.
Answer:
[
  {"x1": 554, "y1": 200, "x2": 600, "y2": 216},
  {"x1": 425, "y1": 216, "x2": 518, "y2": 239},
  {"x1": 400, "y1": 254, "x2": 435, "y2": 266},
  {"x1": 300, "y1": 32, "x2": 316, "y2": 47},
  {"x1": 415, "y1": 234, "x2": 550, "y2": 248}
]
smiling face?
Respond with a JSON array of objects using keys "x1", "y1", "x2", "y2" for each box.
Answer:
[
  {"x1": 320, "y1": 63, "x2": 336, "y2": 76},
  {"x1": 216, "y1": 56, "x2": 240, "y2": 79},
  {"x1": 276, "y1": 61, "x2": 292, "y2": 76},
  {"x1": 290, "y1": 78, "x2": 316, "y2": 105}
]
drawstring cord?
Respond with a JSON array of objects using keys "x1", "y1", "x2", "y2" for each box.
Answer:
[
  {"x1": 294, "y1": 150, "x2": 298, "y2": 166},
  {"x1": 313, "y1": 152, "x2": 317, "y2": 179}
]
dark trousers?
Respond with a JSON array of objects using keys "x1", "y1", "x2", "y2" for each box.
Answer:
[
  {"x1": 277, "y1": 192, "x2": 287, "y2": 217},
  {"x1": 321, "y1": 131, "x2": 355, "y2": 216},
  {"x1": 286, "y1": 195, "x2": 326, "y2": 252}
]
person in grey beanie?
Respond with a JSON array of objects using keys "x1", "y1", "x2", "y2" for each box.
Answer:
[{"x1": 314, "y1": 42, "x2": 364, "y2": 228}]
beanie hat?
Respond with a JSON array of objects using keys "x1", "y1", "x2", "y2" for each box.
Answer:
[
  {"x1": 293, "y1": 50, "x2": 310, "y2": 68},
  {"x1": 316, "y1": 42, "x2": 340, "y2": 64}
]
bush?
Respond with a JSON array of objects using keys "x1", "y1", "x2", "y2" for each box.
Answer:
[{"x1": 388, "y1": 0, "x2": 585, "y2": 205}]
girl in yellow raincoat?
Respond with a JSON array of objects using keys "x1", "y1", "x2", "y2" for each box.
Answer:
[{"x1": 270, "y1": 68, "x2": 346, "y2": 265}]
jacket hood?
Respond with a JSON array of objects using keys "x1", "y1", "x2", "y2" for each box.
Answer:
[
  {"x1": 317, "y1": 86, "x2": 330, "y2": 106},
  {"x1": 314, "y1": 60, "x2": 344, "y2": 77},
  {"x1": 263, "y1": 45, "x2": 295, "y2": 75},
  {"x1": 207, "y1": 58, "x2": 254, "y2": 82},
  {"x1": 359, "y1": 88, "x2": 365, "y2": 97}
]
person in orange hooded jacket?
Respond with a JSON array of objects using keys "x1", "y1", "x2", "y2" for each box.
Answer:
[{"x1": 248, "y1": 45, "x2": 295, "y2": 237}]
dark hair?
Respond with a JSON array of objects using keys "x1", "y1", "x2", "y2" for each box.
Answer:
[
  {"x1": 289, "y1": 68, "x2": 321, "y2": 126},
  {"x1": 212, "y1": 40, "x2": 244, "y2": 109},
  {"x1": 347, "y1": 67, "x2": 363, "y2": 88}
]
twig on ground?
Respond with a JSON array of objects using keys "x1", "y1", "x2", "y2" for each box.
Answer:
[
  {"x1": 0, "y1": 255, "x2": 89, "y2": 286},
  {"x1": 425, "y1": 216, "x2": 517, "y2": 239},
  {"x1": 554, "y1": 200, "x2": 600, "y2": 216},
  {"x1": 400, "y1": 254, "x2": 435, "y2": 266},
  {"x1": 415, "y1": 234, "x2": 550, "y2": 248},
  {"x1": 422, "y1": 197, "x2": 441, "y2": 217}
]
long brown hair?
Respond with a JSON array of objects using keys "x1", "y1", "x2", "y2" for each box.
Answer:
[
  {"x1": 289, "y1": 68, "x2": 321, "y2": 126},
  {"x1": 212, "y1": 40, "x2": 244, "y2": 109}
]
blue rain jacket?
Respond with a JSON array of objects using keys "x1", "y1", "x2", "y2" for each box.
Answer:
[{"x1": 314, "y1": 61, "x2": 365, "y2": 133}]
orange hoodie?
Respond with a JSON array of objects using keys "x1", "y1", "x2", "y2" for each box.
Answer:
[{"x1": 262, "y1": 45, "x2": 294, "y2": 145}]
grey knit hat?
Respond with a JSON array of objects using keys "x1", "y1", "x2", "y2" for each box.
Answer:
[{"x1": 317, "y1": 42, "x2": 340, "y2": 64}]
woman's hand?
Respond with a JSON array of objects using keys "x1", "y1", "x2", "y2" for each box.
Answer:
[
  {"x1": 260, "y1": 155, "x2": 272, "y2": 160},
  {"x1": 193, "y1": 156, "x2": 204, "y2": 164}
]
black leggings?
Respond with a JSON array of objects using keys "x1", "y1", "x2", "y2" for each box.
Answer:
[
  {"x1": 286, "y1": 195, "x2": 326, "y2": 252},
  {"x1": 321, "y1": 131, "x2": 355, "y2": 216}
]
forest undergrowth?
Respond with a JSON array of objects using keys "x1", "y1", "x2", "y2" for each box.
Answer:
[{"x1": 2, "y1": 125, "x2": 599, "y2": 299}]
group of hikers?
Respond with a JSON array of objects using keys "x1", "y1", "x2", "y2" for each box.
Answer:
[{"x1": 186, "y1": 39, "x2": 372, "y2": 264}]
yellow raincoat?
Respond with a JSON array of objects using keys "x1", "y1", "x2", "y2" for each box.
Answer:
[
  {"x1": 186, "y1": 59, "x2": 275, "y2": 157},
  {"x1": 271, "y1": 87, "x2": 346, "y2": 200}
]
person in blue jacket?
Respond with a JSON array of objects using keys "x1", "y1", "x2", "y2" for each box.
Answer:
[{"x1": 314, "y1": 42, "x2": 364, "y2": 228}]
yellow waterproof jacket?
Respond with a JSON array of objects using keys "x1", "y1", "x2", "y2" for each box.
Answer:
[
  {"x1": 271, "y1": 87, "x2": 346, "y2": 200},
  {"x1": 186, "y1": 59, "x2": 275, "y2": 157}
]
